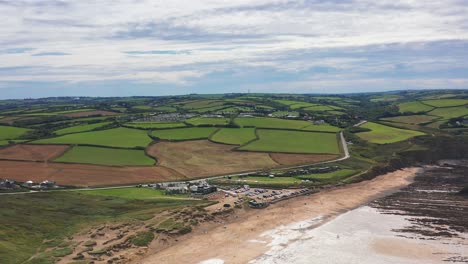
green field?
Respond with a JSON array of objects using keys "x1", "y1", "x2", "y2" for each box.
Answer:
[
  {"x1": 33, "y1": 127, "x2": 152, "y2": 148},
  {"x1": 398, "y1": 101, "x2": 434, "y2": 113},
  {"x1": 125, "y1": 122, "x2": 187, "y2": 129},
  {"x1": 428, "y1": 106, "x2": 468, "y2": 119},
  {"x1": 380, "y1": 115, "x2": 438, "y2": 125},
  {"x1": 181, "y1": 100, "x2": 224, "y2": 109},
  {"x1": 421, "y1": 99, "x2": 468, "y2": 107},
  {"x1": 186, "y1": 117, "x2": 230, "y2": 126},
  {"x1": 239, "y1": 129, "x2": 340, "y2": 154},
  {"x1": 151, "y1": 127, "x2": 219, "y2": 140},
  {"x1": 0, "y1": 125, "x2": 31, "y2": 140},
  {"x1": 357, "y1": 122, "x2": 425, "y2": 144},
  {"x1": 301, "y1": 124, "x2": 341, "y2": 132},
  {"x1": 154, "y1": 106, "x2": 177, "y2": 112},
  {"x1": 210, "y1": 128, "x2": 257, "y2": 145},
  {"x1": 54, "y1": 122, "x2": 111, "y2": 135},
  {"x1": 77, "y1": 187, "x2": 188, "y2": 199},
  {"x1": 234, "y1": 117, "x2": 311, "y2": 129},
  {"x1": 0, "y1": 192, "x2": 208, "y2": 264},
  {"x1": 303, "y1": 105, "x2": 334, "y2": 111},
  {"x1": 0, "y1": 139, "x2": 27, "y2": 146},
  {"x1": 54, "y1": 146, "x2": 154, "y2": 166}
]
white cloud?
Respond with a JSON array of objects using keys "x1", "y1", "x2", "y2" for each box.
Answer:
[{"x1": 0, "y1": 0, "x2": 467, "y2": 87}]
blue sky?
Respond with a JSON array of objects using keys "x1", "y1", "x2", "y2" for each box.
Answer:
[{"x1": 1, "y1": 0, "x2": 468, "y2": 99}]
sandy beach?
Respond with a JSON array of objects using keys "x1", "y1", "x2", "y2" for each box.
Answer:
[{"x1": 136, "y1": 167, "x2": 422, "y2": 264}]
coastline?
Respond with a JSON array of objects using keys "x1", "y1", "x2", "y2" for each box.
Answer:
[{"x1": 136, "y1": 167, "x2": 422, "y2": 264}]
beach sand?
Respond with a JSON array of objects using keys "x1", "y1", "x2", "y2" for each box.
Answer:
[{"x1": 137, "y1": 167, "x2": 422, "y2": 264}]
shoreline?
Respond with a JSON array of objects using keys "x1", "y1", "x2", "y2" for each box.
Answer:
[{"x1": 136, "y1": 167, "x2": 422, "y2": 264}]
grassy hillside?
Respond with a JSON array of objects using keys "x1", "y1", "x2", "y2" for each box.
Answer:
[
  {"x1": 357, "y1": 122, "x2": 425, "y2": 144},
  {"x1": 0, "y1": 125, "x2": 31, "y2": 140}
]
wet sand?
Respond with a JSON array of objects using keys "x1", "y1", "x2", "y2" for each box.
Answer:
[{"x1": 137, "y1": 168, "x2": 422, "y2": 264}]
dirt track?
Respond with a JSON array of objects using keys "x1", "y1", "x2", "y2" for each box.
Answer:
[
  {"x1": 0, "y1": 160, "x2": 185, "y2": 187},
  {"x1": 0, "y1": 144, "x2": 69, "y2": 161}
]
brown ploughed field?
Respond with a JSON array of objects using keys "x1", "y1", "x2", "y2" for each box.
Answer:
[
  {"x1": 269, "y1": 153, "x2": 338, "y2": 165},
  {"x1": 147, "y1": 140, "x2": 335, "y2": 178},
  {"x1": 0, "y1": 160, "x2": 185, "y2": 187},
  {"x1": 147, "y1": 140, "x2": 279, "y2": 177},
  {"x1": 0, "y1": 144, "x2": 70, "y2": 161},
  {"x1": 64, "y1": 110, "x2": 118, "y2": 117}
]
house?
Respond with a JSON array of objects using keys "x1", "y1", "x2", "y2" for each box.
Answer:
[
  {"x1": 23, "y1": 181, "x2": 34, "y2": 187},
  {"x1": 40, "y1": 180, "x2": 56, "y2": 188},
  {"x1": 165, "y1": 186, "x2": 189, "y2": 194}
]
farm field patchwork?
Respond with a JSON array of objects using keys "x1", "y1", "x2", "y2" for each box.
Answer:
[
  {"x1": 54, "y1": 122, "x2": 111, "y2": 135},
  {"x1": 33, "y1": 127, "x2": 152, "y2": 148},
  {"x1": 398, "y1": 101, "x2": 434, "y2": 113},
  {"x1": 421, "y1": 99, "x2": 468, "y2": 107},
  {"x1": 209, "y1": 128, "x2": 257, "y2": 145},
  {"x1": 239, "y1": 129, "x2": 340, "y2": 154},
  {"x1": 234, "y1": 117, "x2": 311, "y2": 130},
  {"x1": 0, "y1": 125, "x2": 31, "y2": 140},
  {"x1": 357, "y1": 122, "x2": 425, "y2": 144},
  {"x1": 380, "y1": 115, "x2": 438, "y2": 124},
  {"x1": 186, "y1": 117, "x2": 230, "y2": 126},
  {"x1": 428, "y1": 106, "x2": 468, "y2": 119},
  {"x1": 0, "y1": 144, "x2": 69, "y2": 162},
  {"x1": 54, "y1": 146, "x2": 155, "y2": 166},
  {"x1": 151, "y1": 127, "x2": 218, "y2": 141},
  {"x1": 125, "y1": 122, "x2": 187, "y2": 129}
]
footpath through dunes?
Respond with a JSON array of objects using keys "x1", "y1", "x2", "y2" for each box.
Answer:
[
  {"x1": 138, "y1": 168, "x2": 421, "y2": 264},
  {"x1": 0, "y1": 144, "x2": 70, "y2": 162},
  {"x1": 0, "y1": 160, "x2": 184, "y2": 187}
]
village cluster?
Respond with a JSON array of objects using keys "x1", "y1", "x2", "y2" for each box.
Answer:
[{"x1": 0, "y1": 179, "x2": 58, "y2": 191}]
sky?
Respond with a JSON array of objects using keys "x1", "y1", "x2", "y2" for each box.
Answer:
[{"x1": 1, "y1": 0, "x2": 468, "y2": 99}]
